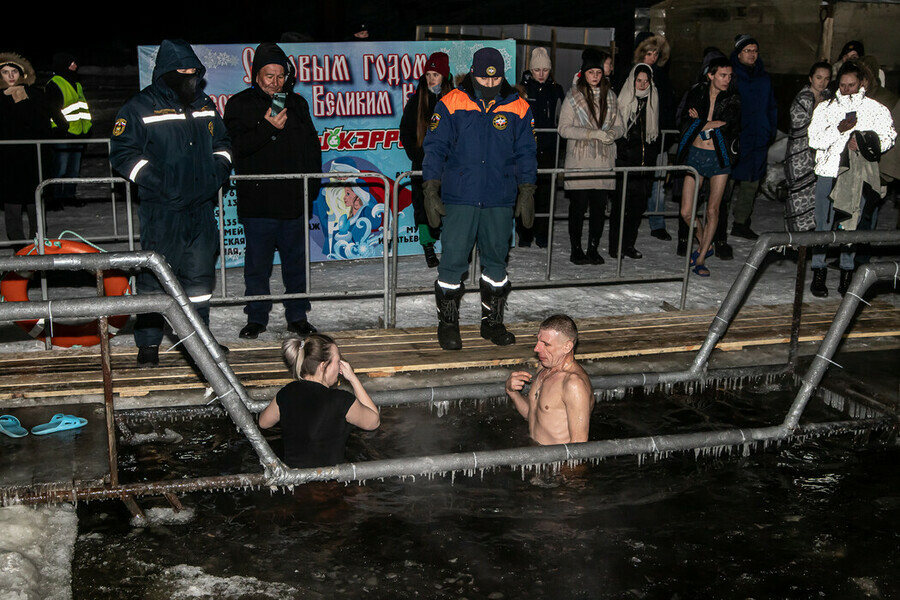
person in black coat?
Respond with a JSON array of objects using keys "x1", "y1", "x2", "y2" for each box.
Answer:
[
  {"x1": 224, "y1": 42, "x2": 322, "y2": 339},
  {"x1": 399, "y1": 52, "x2": 452, "y2": 268},
  {"x1": 676, "y1": 56, "x2": 741, "y2": 277},
  {"x1": 518, "y1": 47, "x2": 564, "y2": 248},
  {"x1": 0, "y1": 52, "x2": 50, "y2": 250},
  {"x1": 613, "y1": 63, "x2": 660, "y2": 258}
]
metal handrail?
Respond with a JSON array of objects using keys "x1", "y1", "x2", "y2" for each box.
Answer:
[{"x1": 389, "y1": 163, "x2": 702, "y2": 327}]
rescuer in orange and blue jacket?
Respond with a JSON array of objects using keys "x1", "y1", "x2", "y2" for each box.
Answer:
[{"x1": 422, "y1": 47, "x2": 537, "y2": 351}]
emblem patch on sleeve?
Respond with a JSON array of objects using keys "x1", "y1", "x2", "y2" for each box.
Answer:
[
  {"x1": 208, "y1": 122, "x2": 215, "y2": 136},
  {"x1": 112, "y1": 118, "x2": 127, "y2": 136},
  {"x1": 492, "y1": 114, "x2": 508, "y2": 130},
  {"x1": 429, "y1": 113, "x2": 441, "y2": 132}
]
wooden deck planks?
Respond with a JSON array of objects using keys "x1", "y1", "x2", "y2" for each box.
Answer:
[{"x1": 0, "y1": 301, "x2": 897, "y2": 401}]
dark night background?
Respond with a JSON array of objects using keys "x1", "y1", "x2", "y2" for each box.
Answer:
[{"x1": 6, "y1": 1, "x2": 646, "y2": 68}]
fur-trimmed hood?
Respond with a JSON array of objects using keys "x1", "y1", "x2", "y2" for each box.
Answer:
[
  {"x1": 0, "y1": 52, "x2": 37, "y2": 90},
  {"x1": 633, "y1": 34, "x2": 670, "y2": 68}
]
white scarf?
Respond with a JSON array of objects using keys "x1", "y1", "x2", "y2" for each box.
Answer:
[{"x1": 617, "y1": 63, "x2": 659, "y2": 143}]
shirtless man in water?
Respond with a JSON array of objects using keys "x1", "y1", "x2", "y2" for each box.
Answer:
[{"x1": 505, "y1": 314, "x2": 594, "y2": 444}]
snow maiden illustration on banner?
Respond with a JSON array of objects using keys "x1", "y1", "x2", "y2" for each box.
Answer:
[{"x1": 136, "y1": 40, "x2": 517, "y2": 266}]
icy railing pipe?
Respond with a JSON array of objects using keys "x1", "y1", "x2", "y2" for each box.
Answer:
[
  {"x1": 0, "y1": 251, "x2": 287, "y2": 476},
  {"x1": 270, "y1": 259, "x2": 899, "y2": 487}
]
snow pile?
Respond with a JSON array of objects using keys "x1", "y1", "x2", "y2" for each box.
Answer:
[
  {"x1": 0, "y1": 505, "x2": 77, "y2": 600},
  {"x1": 149, "y1": 565, "x2": 298, "y2": 599}
]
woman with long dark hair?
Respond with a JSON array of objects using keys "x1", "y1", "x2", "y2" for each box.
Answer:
[
  {"x1": 399, "y1": 52, "x2": 453, "y2": 268},
  {"x1": 676, "y1": 56, "x2": 741, "y2": 278},
  {"x1": 784, "y1": 61, "x2": 832, "y2": 232},
  {"x1": 558, "y1": 50, "x2": 624, "y2": 265}
]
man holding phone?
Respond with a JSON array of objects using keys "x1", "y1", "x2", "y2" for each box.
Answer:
[{"x1": 224, "y1": 42, "x2": 322, "y2": 339}]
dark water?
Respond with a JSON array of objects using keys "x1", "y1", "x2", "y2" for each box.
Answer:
[{"x1": 72, "y1": 376, "x2": 900, "y2": 599}]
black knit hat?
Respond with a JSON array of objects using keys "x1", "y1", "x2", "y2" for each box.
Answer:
[
  {"x1": 839, "y1": 40, "x2": 865, "y2": 60},
  {"x1": 251, "y1": 42, "x2": 293, "y2": 89},
  {"x1": 580, "y1": 48, "x2": 604, "y2": 77},
  {"x1": 471, "y1": 48, "x2": 503, "y2": 78},
  {"x1": 734, "y1": 34, "x2": 759, "y2": 53}
]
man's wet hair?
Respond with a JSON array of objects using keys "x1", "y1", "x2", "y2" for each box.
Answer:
[{"x1": 539, "y1": 314, "x2": 578, "y2": 345}]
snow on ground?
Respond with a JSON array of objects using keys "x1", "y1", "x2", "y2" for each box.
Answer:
[
  {"x1": 1, "y1": 183, "x2": 897, "y2": 350},
  {"x1": 0, "y1": 181, "x2": 897, "y2": 599},
  {"x1": 0, "y1": 505, "x2": 77, "y2": 600}
]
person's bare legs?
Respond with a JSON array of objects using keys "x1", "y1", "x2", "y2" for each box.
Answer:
[
  {"x1": 680, "y1": 173, "x2": 707, "y2": 252},
  {"x1": 695, "y1": 173, "x2": 729, "y2": 267}
]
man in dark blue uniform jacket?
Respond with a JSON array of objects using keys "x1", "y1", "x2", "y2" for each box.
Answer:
[
  {"x1": 110, "y1": 39, "x2": 233, "y2": 367},
  {"x1": 422, "y1": 47, "x2": 537, "y2": 350}
]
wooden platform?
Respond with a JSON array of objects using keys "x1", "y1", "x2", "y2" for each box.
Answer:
[{"x1": 0, "y1": 301, "x2": 898, "y2": 403}]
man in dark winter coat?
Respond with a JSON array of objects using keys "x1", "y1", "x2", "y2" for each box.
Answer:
[
  {"x1": 423, "y1": 47, "x2": 537, "y2": 350},
  {"x1": 727, "y1": 34, "x2": 777, "y2": 240},
  {"x1": 224, "y1": 42, "x2": 322, "y2": 340},
  {"x1": 110, "y1": 39, "x2": 233, "y2": 367},
  {"x1": 518, "y1": 47, "x2": 564, "y2": 248}
]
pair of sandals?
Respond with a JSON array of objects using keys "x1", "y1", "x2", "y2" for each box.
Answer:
[
  {"x1": 690, "y1": 248, "x2": 714, "y2": 278},
  {"x1": 0, "y1": 413, "x2": 88, "y2": 438}
]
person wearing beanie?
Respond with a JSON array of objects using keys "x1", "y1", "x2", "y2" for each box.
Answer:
[
  {"x1": 399, "y1": 52, "x2": 453, "y2": 268},
  {"x1": 44, "y1": 52, "x2": 92, "y2": 211},
  {"x1": 517, "y1": 46, "x2": 564, "y2": 248},
  {"x1": 110, "y1": 39, "x2": 233, "y2": 367},
  {"x1": 422, "y1": 46, "x2": 537, "y2": 350},
  {"x1": 831, "y1": 40, "x2": 886, "y2": 90},
  {"x1": 559, "y1": 50, "x2": 624, "y2": 266},
  {"x1": 0, "y1": 51, "x2": 50, "y2": 250},
  {"x1": 223, "y1": 42, "x2": 322, "y2": 340},
  {"x1": 726, "y1": 33, "x2": 777, "y2": 241}
]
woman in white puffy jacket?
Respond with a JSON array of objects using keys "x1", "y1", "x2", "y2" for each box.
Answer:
[{"x1": 807, "y1": 61, "x2": 896, "y2": 297}]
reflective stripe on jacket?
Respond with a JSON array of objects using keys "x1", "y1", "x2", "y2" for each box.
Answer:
[{"x1": 49, "y1": 76, "x2": 92, "y2": 135}]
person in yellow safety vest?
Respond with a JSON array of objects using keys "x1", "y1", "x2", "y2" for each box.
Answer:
[{"x1": 45, "y1": 52, "x2": 91, "y2": 210}]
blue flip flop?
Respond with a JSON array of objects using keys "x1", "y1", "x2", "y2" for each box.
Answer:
[
  {"x1": 0, "y1": 415, "x2": 28, "y2": 438},
  {"x1": 693, "y1": 263, "x2": 711, "y2": 278},
  {"x1": 690, "y1": 248, "x2": 714, "y2": 266},
  {"x1": 30, "y1": 413, "x2": 87, "y2": 435}
]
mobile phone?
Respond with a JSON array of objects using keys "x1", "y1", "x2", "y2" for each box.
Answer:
[
  {"x1": 270, "y1": 92, "x2": 287, "y2": 116},
  {"x1": 845, "y1": 111, "x2": 857, "y2": 122}
]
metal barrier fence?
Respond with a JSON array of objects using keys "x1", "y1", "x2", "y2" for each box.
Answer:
[
  {"x1": 1, "y1": 233, "x2": 896, "y2": 505},
  {"x1": 389, "y1": 163, "x2": 701, "y2": 327}
]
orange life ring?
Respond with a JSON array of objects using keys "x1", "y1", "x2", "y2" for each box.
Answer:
[{"x1": 0, "y1": 240, "x2": 132, "y2": 347}]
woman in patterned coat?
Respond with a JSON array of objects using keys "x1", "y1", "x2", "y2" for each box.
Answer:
[{"x1": 784, "y1": 61, "x2": 832, "y2": 231}]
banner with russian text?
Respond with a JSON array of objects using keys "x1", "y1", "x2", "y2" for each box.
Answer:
[{"x1": 137, "y1": 39, "x2": 518, "y2": 267}]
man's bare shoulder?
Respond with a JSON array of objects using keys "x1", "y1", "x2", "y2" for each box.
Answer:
[{"x1": 561, "y1": 363, "x2": 592, "y2": 396}]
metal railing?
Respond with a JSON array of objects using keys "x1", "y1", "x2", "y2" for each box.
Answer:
[
  {"x1": 2, "y1": 233, "x2": 896, "y2": 504},
  {"x1": 388, "y1": 163, "x2": 702, "y2": 327}
]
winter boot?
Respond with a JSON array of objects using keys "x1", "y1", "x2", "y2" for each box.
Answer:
[
  {"x1": 810, "y1": 268, "x2": 828, "y2": 298},
  {"x1": 435, "y1": 281, "x2": 463, "y2": 350},
  {"x1": 838, "y1": 268, "x2": 854, "y2": 296},
  {"x1": 479, "y1": 279, "x2": 515, "y2": 346},
  {"x1": 423, "y1": 243, "x2": 439, "y2": 268},
  {"x1": 587, "y1": 238, "x2": 605, "y2": 264},
  {"x1": 570, "y1": 246, "x2": 589, "y2": 265}
]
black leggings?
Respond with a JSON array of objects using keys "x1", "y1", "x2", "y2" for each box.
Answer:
[{"x1": 567, "y1": 189, "x2": 609, "y2": 249}]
